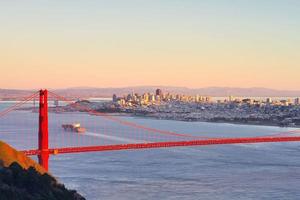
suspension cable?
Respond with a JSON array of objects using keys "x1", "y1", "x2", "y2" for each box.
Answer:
[{"x1": 0, "y1": 91, "x2": 39, "y2": 118}]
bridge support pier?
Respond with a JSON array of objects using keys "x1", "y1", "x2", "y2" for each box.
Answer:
[{"x1": 38, "y1": 89, "x2": 49, "y2": 171}]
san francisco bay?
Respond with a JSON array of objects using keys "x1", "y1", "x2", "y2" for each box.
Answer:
[{"x1": 1, "y1": 102, "x2": 300, "y2": 200}]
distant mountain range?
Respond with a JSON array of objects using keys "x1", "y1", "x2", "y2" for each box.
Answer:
[{"x1": 1, "y1": 86, "x2": 300, "y2": 99}]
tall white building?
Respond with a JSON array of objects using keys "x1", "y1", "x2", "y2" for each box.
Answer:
[{"x1": 149, "y1": 94, "x2": 155, "y2": 102}]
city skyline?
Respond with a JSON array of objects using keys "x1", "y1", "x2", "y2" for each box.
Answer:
[{"x1": 1, "y1": 1, "x2": 299, "y2": 90}]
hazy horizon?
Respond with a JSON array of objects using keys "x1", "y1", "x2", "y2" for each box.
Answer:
[{"x1": 2, "y1": 85, "x2": 300, "y2": 93}]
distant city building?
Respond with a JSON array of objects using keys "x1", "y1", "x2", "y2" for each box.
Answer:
[
  {"x1": 127, "y1": 94, "x2": 133, "y2": 101},
  {"x1": 155, "y1": 95, "x2": 161, "y2": 101},
  {"x1": 280, "y1": 100, "x2": 289, "y2": 106},
  {"x1": 149, "y1": 94, "x2": 155, "y2": 102},
  {"x1": 112, "y1": 94, "x2": 117, "y2": 102},
  {"x1": 142, "y1": 93, "x2": 149, "y2": 103},
  {"x1": 295, "y1": 98, "x2": 300, "y2": 105},
  {"x1": 156, "y1": 89, "x2": 163, "y2": 96},
  {"x1": 117, "y1": 98, "x2": 126, "y2": 106},
  {"x1": 242, "y1": 98, "x2": 254, "y2": 105},
  {"x1": 266, "y1": 98, "x2": 272, "y2": 104},
  {"x1": 287, "y1": 98, "x2": 293, "y2": 105},
  {"x1": 132, "y1": 94, "x2": 138, "y2": 102},
  {"x1": 206, "y1": 96, "x2": 212, "y2": 102},
  {"x1": 195, "y1": 95, "x2": 199, "y2": 102}
]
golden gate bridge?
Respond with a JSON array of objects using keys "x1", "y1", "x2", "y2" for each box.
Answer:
[{"x1": 1, "y1": 89, "x2": 300, "y2": 171}]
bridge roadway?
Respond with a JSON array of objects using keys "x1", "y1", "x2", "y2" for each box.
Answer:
[{"x1": 22, "y1": 136, "x2": 300, "y2": 156}]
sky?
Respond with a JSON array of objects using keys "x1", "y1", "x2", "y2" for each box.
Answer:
[{"x1": 0, "y1": 0, "x2": 299, "y2": 90}]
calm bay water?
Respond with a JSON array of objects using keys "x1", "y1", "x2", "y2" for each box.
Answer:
[{"x1": 1, "y1": 102, "x2": 300, "y2": 199}]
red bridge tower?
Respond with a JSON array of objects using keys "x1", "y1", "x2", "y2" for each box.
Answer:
[{"x1": 38, "y1": 89, "x2": 49, "y2": 171}]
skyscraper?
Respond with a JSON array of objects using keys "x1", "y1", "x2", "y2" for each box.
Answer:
[{"x1": 156, "y1": 89, "x2": 162, "y2": 96}]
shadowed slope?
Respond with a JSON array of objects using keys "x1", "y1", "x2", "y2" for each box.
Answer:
[
  {"x1": 0, "y1": 140, "x2": 47, "y2": 174},
  {"x1": 0, "y1": 140, "x2": 86, "y2": 200}
]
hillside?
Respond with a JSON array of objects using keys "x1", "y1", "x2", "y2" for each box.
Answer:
[
  {"x1": 0, "y1": 141, "x2": 85, "y2": 200},
  {"x1": 0, "y1": 141, "x2": 46, "y2": 174}
]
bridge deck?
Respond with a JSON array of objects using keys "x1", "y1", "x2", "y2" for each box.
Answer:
[{"x1": 22, "y1": 136, "x2": 300, "y2": 156}]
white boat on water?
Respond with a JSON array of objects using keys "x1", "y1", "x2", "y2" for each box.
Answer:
[{"x1": 62, "y1": 123, "x2": 86, "y2": 133}]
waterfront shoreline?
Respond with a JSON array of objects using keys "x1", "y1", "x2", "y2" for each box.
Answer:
[{"x1": 97, "y1": 112, "x2": 300, "y2": 129}]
